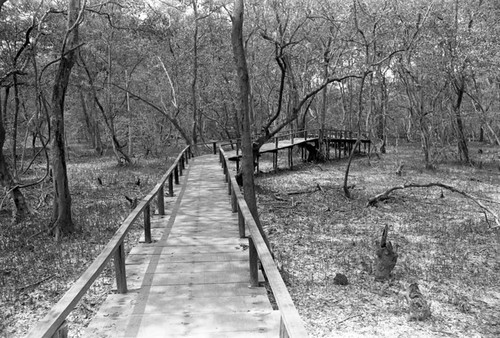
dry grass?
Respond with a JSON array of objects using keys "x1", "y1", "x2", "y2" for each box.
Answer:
[
  {"x1": 256, "y1": 141, "x2": 500, "y2": 337},
  {"x1": 0, "y1": 150, "x2": 178, "y2": 338}
]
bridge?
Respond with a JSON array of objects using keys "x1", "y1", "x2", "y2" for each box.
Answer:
[
  {"x1": 26, "y1": 146, "x2": 308, "y2": 338},
  {"x1": 221, "y1": 129, "x2": 371, "y2": 172}
]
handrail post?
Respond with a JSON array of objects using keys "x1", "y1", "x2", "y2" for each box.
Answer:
[
  {"x1": 50, "y1": 320, "x2": 68, "y2": 338},
  {"x1": 144, "y1": 204, "x2": 152, "y2": 243},
  {"x1": 238, "y1": 206, "x2": 245, "y2": 238},
  {"x1": 227, "y1": 174, "x2": 232, "y2": 195},
  {"x1": 185, "y1": 151, "x2": 189, "y2": 165},
  {"x1": 113, "y1": 243, "x2": 127, "y2": 294},
  {"x1": 213, "y1": 141, "x2": 217, "y2": 155},
  {"x1": 168, "y1": 173, "x2": 174, "y2": 196},
  {"x1": 249, "y1": 237, "x2": 259, "y2": 287},
  {"x1": 179, "y1": 158, "x2": 184, "y2": 176},
  {"x1": 279, "y1": 316, "x2": 289, "y2": 338},
  {"x1": 223, "y1": 160, "x2": 228, "y2": 183},
  {"x1": 157, "y1": 185, "x2": 165, "y2": 215},
  {"x1": 174, "y1": 165, "x2": 179, "y2": 184},
  {"x1": 231, "y1": 188, "x2": 237, "y2": 212}
]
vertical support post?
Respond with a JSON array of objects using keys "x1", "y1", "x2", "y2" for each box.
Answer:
[
  {"x1": 144, "y1": 204, "x2": 152, "y2": 244},
  {"x1": 168, "y1": 173, "x2": 174, "y2": 196},
  {"x1": 238, "y1": 206, "x2": 245, "y2": 238},
  {"x1": 185, "y1": 151, "x2": 189, "y2": 165},
  {"x1": 174, "y1": 166, "x2": 179, "y2": 184},
  {"x1": 279, "y1": 316, "x2": 290, "y2": 338},
  {"x1": 157, "y1": 185, "x2": 165, "y2": 215},
  {"x1": 51, "y1": 320, "x2": 68, "y2": 338},
  {"x1": 227, "y1": 175, "x2": 232, "y2": 195},
  {"x1": 249, "y1": 237, "x2": 259, "y2": 287},
  {"x1": 231, "y1": 190, "x2": 237, "y2": 213},
  {"x1": 223, "y1": 160, "x2": 228, "y2": 183},
  {"x1": 113, "y1": 242, "x2": 127, "y2": 294},
  {"x1": 288, "y1": 147, "x2": 293, "y2": 169},
  {"x1": 179, "y1": 158, "x2": 184, "y2": 176},
  {"x1": 273, "y1": 151, "x2": 278, "y2": 173},
  {"x1": 213, "y1": 142, "x2": 217, "y2": 155}
]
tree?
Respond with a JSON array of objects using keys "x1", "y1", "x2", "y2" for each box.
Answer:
[
  {"x1": 49, "y1": 0, "x2": 83, "y2": 238},
  {"x1": 231, "y1": 0, "x2": 271, "y2": 249}
]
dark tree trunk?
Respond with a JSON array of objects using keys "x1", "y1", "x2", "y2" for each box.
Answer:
[
  {"x1": 374, "y1": 224, "x2": 398, "y2": 281},
  {"x1": 231, "y1": 0, "x2": 270, "y2": 250},
  {"x1": 453, "y1": 79, "x2": 469, "y2": 163},
  {"x1": 0, "y1": 92, "x2": 29, "y2": 222},
  {"x1": 49, "y1": 0, "x2": 81, "y2": 237},
  {"x1": 191, "y1": 0, "x2": 199, "y2": 148},
  {"x1": 12, "y1": 74, "x2": 20, "y2": 177}
]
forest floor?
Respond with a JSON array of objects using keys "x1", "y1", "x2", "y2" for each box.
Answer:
[
  {"x1": 1, "y1": 142, "x2": 499, "y2": 338},
  {"x1": 255, "y1": 141, "x2": 500, "y2": 337},
  {"x1": 0, "y1": 146, "x2": 183, "y2": 338}
]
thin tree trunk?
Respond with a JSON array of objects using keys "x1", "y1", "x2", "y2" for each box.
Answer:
[
  {"x1": 126, "y1": 70, "x2": 132, "y2": 156},
  {"x1": 453, "y1": 78, "x2": 469, "y2": 163},
  {"x1": 49, "y1": 0, "x2": 82, "y2": 237},
  {"x1": 191, "y1": 0, "x2": 199, "y2": 147},
  {"x1": 231, "y1": 0, "x2": 270, "y2": 250},
  {"x1": 12, "y1": 74, "x2": 19, "y2": 177},
  {"x1": 0, "y1": 88, "x2": 28, "y2": 222}
]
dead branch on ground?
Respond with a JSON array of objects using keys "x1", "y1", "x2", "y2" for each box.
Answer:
[
  {"x1": 287, "y1": 183, "x2": 323, "y2": 195},
  {"x1": 367, "y1": 182, "x2": 500, "y2": 228}
]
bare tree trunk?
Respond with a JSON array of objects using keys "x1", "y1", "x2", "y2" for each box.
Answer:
[
  {"x1": 319, "y1": 39, "x2": 330, "y2": 150},
  {"x1": 191, "y1": 0, "x2": 199, "y2": 148},
  {"x1": 49, "y1": 0, "x2": 82, "y2": 237},
  {"x1": 231, "y1": 0, "x2": 270, "y2": 250},
  {"x1": 453, "y1": 78, "x2": 469, "y2": 163},
  {"x1": 0, "y1": 89, "x2": 28, "y2": 222},
  {"x1": 12, "y1": 74, "x2": 20, "y2": 177},
  {"x1": 126, "y1": 70, "x2": 133, "y2": 156}
]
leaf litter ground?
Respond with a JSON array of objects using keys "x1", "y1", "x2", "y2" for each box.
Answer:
[
  {"x1": 0, "y1": 149, "x2": 180, "y2": 337},
  {"x1": 255, "y1": 142, "x2": 500, "y2": 337},
  {"x1": 1, "y1": 143, "x2": 499, "y2": 337}
]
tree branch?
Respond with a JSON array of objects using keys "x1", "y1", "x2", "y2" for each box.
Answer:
[{"x1": 367, "y1": 182, "x2": 500, "y2": 228}]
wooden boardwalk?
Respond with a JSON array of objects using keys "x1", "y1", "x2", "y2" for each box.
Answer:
[
  {"x1": 84, "y1": 155, "x2": 279, "y2": 337},
  {"x1": 224, "y1": 135, "x2": 371, "y2": 163}
]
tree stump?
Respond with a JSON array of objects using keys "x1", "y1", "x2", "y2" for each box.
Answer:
[
  {"x1": 374, "y1": 224, "x2": 398, "y2": 281},
  {"x1": 408, "y1": 283, "x2": 431, "y2": 321}
]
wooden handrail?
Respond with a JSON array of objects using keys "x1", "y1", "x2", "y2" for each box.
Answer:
[
  {"x1": 219, "y1": 147, "x2": 309, "y2": 338},
  {"x1": 25, "y1": 146, "x2": 192, "y2": 338}
]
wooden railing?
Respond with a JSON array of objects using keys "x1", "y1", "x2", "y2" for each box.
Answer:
[
  {"x1": 217, "y1": 128, "x2": 370, "y2": 152},
  {"x1": 219, "y1": 147, "x2": 309, "y2": 338},
  {"x1": 25, "y1": 146, "x2": 192, "y2": 338}
]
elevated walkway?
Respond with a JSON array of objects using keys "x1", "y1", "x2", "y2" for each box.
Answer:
[{"x1": 84, "y1": 155, "x2": 279, "y2": 337}]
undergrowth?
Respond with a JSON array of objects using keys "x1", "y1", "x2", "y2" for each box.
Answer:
[
  {"x1": 256, "y1": 141, "x2": 500, "y2": 337},
  {"x1": 0, "y1": 149, "x2": 178, "y2": 338}
]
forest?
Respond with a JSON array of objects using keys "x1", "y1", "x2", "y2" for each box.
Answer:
[{"x1": 1, "y1": 0, "x2": 499, "y2": 337}]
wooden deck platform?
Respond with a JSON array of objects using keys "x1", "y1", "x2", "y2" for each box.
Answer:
[
  {"x1": 224, "y1": 136, "x2": 371, "y2": 162},
  {"x1": 84, "y1": 155, "x2": 279, "y2": 337}
]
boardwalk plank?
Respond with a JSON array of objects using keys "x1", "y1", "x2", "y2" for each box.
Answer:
[{"x1": 84, "y1": 155, "x2": 279, "y2": 338}]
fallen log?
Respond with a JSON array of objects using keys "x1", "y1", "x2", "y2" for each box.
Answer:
[{"x1": 367, "y1": 182, "x2": 500, "y2": 228}]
